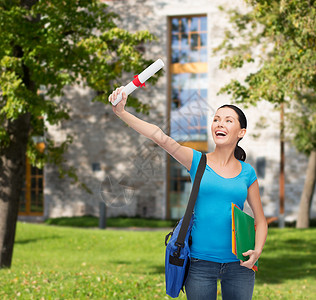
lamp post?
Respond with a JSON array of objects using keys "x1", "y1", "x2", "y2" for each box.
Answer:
[{"x1": 279, "y1": 103, "x2": 285, "y2": 228}]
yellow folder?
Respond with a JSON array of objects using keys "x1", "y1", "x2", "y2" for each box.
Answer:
[{"x1": 232, "y1": 203, "x2": 258, "y2": 271}]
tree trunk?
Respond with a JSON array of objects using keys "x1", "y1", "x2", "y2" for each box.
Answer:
[
  {"x1": 0, "y1": 0, "x2": 38, "y2": 269},
  {"x1": 296, "y1": 151, "x2": 316, "y2": 228},
  {"x1": 0, "y1": 113, "x2": 30, "y2": 268}
]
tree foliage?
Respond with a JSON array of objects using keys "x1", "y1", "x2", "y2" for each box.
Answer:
[
  {"x1": 214, "y1": 0, "x2": 316, "y2": 228},
  {"x1": 214, "y1": 0, "x2": 316, "y2": 154},
  {"x1": 0, "y1": 0, "x2": 157, "y2": 176}
]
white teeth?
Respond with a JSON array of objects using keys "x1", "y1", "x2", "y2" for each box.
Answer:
[{"x1": 216, "y1": 131, "x2": 227, "y2": 136}]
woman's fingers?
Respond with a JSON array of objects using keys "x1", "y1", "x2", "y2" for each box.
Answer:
[
  {"x1": 242, "y1": 250, "x2": 253, "y2": 257},
  {"x1": 121, "y1": 91, "x2": 127, "y2": 102},
  {"x1": 239, "y1": 249, "x2": 260, "y2": 269},
  {"x1": 109, "y1": 87, "x2": 124, "y2": 103}
]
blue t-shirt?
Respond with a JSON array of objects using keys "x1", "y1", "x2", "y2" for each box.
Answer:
[{"x1": 188, "y1": 149, "x2": 257, "y2": 263}]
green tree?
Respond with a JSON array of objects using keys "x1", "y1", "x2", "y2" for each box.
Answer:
[
  {"x1": 214, "y1": 0, "x2": 316, "y2": 227},
  {"x1": 0, "y1": 0, "x2": 158, "y2": 268}
]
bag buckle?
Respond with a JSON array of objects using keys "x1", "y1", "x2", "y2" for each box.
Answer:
[{"x1": 174, "y1": 242, "x2": 184, "y2": 258}]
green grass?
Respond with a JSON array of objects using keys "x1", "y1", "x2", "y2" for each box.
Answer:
[
  {"x1": 1, "y1": 223, "x2": 316, "y2": 299},
  {"x1": 45, "y1": 216, "x2": 177, "y2": 228}
]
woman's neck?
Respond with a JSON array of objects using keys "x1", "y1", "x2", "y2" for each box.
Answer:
[{"x1": 208, "y1": 146, "x2": 237, "y2": 167}]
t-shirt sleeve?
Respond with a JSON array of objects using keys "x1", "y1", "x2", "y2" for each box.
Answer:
[
  {"x1": 188, "y1": 149, "x2": 202, "y2": 181},
  {"x1": 248, "y1": 164, "x2": 257, "y2": 188}
]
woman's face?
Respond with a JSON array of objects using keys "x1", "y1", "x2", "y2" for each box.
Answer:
[{"x1": 211, "y1": 107, "x2": 246, "y2": 147}]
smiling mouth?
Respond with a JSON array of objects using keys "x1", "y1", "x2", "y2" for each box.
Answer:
[{"x1": 215, "y1": 130, "x2": 227, "y2": 137}]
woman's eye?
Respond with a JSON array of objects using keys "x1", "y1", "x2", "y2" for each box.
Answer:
[{"x1": 227, "y1": 120, "x2": 232, "y2": 123}]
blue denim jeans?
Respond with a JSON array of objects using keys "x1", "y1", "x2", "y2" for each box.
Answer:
[{"x1": 184, "y1": 258, "x2": 255, "y2": 300}]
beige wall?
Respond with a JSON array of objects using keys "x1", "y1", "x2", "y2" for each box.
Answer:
[{"x1": 44, "y1": 0, "x2": 316, "y2": 221}]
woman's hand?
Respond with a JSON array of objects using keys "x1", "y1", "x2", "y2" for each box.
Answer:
[
  {"x1": 240, "y1": 249, "x2": 260, "y2": 269},
  {"x1": 108, "y1": 86, "x2": 127, "y2": 116}
]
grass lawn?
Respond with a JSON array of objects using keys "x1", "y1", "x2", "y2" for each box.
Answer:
[{"x1": 1, "y1": 223, "x2": 316, "y2": 299}]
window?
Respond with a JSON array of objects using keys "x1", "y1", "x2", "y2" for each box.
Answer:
[
  {"x1": 171, "y1": 73, "x2": 208, "y2": 141},
  {"x1": 19, "y1": 145, "x2": 45, "y2": 216},
  {"x1": 171, "y1": 17, "x2": 207, "y2": 64},
  {"x1": 169, "y1": 16, "x2": 208, "y2": 142},
  {"x1": 167, "y1": 15, "x2": 208, "y2": 219}
]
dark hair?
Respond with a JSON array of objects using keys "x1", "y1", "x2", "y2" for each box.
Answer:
[{"x1": 218, "y1": 104, "x2": 247, "y2": 161}]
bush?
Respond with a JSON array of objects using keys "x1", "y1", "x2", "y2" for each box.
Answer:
[{"x1": 45, "y1": 216, "x2": 177, "y2": 228}]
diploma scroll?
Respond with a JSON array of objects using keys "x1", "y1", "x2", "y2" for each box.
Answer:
[{"x1": 112, "y1": 59, "x2": 164, "y2": 106}]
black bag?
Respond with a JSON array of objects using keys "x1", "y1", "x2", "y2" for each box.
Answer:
[{"x1": 165, "y1": 153, "x2": 206, "y2": 298}]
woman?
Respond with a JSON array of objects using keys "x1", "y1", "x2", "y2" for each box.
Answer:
[{"x1": 108, "y1": 87, "x2": 268, "y2": 300}]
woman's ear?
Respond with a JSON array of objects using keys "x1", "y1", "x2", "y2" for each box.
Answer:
[{"x1": 238, "y1": 128, "x2": 246, "y2": 139}]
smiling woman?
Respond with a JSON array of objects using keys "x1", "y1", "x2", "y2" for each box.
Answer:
[
  {"x1": 108, "y1": 83, "x2": 267, "y2": 300},
  {"x1": 183, "y1": 105, "x2": 267, "y2": 300}
]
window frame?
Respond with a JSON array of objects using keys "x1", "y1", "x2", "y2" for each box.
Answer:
[
  {"x1": 166, "y1": 14, "x2": 208, "y2": 219},
  {"x1": 19, "y1": 143, "x2": 45, "y2": 216}
]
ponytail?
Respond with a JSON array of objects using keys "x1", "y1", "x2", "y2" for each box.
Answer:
[{"x1": 234, "y1": 143, "x2": 246, "y2": 162}]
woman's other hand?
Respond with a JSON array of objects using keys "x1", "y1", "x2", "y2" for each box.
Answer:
[{"x1": 240, "y1": 249, "x2": 260, "y2": 269}]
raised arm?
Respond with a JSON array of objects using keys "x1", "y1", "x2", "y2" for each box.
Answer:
[{"x1": 108, "y1": 87, "x2": 193, "y2": 171}]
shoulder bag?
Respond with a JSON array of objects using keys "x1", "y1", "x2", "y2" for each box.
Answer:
[{"x1": 164, "y1": 153, "x2": 206, "y2": 298}]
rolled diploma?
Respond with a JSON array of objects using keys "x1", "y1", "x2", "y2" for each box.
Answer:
[{"x1": 112, "y1": 58, "x2": 164, "y2": 106}]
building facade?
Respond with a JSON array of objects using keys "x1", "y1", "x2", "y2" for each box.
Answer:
[{"x1": 19, "y1": 0, "x2": 316, "y2": 222}]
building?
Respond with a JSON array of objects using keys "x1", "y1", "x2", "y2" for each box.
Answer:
[{"x1": 18, "y1": 0, "x2": 316, "y2": 222}]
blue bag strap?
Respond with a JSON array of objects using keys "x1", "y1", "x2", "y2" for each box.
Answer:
[{"x1": 174, "y1": 153, "x2": 206, "y2": 253}]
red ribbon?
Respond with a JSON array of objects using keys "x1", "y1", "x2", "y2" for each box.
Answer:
[{"x1": 132, "y1": 75, "x2": 146, "y2": 88}]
